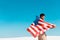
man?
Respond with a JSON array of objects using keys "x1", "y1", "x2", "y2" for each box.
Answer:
[{"x1": 38, "y1": 13, "x2": 55, "y2": 40}]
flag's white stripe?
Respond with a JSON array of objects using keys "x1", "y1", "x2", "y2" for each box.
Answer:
[
  {"x1": 29, "y1": 27, "x2": 36, "y2": 35},
  {"x1": 32, "y1": 23, "x2": 35, "y2": 25},
  {"x1": 43, "y1": 29, "x2": 47, "y2": 32},
  {"x1": 44, "y1": 24, "x2": 50, "y2": 30},
  {"x1": 49, "y1": 24, "x2": 55, "y2": 28},
  {"x1": 46, "y1": 23, "x2": 53, "y2": 28},
  {"x1": 38, "y1": 21, "x2": 48, "y2": 29},
  {"x1": 31, "y1": 25, "x2": 39, "y2": 33},
  {"x1": 48, "y1": 25, "x2": 52, "y2": 28},
  {"x1": 36, "y1": 25, "x2": 44, "y2": 30},
  {"x1": 38, "y1": 21, "x2": 44, "y2": 24},
  {"x1": 40, "y1": 31, "x2": 43, "y2": 34},
  {"x1": 37, "y1": 25, "x2": 47, "y2": 32},
  {"x1": 38, "y1": 21, "x2": 50, "y2": 30},
  {"x1": 45, "y1": 22, "x2": 54, "y2": 28}
]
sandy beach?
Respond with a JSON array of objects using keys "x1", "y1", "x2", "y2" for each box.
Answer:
[{"x1": 0, "y1": 36, "x2": 60, "y2": 40}]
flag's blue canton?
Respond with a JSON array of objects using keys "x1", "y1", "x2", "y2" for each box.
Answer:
[{"x1": 33, "y1": 16, "x2": 39, "y2": 25}]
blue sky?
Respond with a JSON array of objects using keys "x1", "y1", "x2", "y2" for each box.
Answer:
[{"x1": 0, "y1": 0, "x2": 60, "y2": 38}]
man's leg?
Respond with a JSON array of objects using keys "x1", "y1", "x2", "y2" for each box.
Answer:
[
  {"x1": 38, "y1": 33, "x2": 47, "y2": 40},
  {"x1": 42, "y1": 33, "x2": 47, "y2": 40},
  {"x1": 38, "y1": 33, "x2": 42, "y2": 40}
]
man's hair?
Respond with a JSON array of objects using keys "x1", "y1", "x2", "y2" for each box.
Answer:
[{"x1": 40, "y1": 13, "x2": 45, "y2": 18}]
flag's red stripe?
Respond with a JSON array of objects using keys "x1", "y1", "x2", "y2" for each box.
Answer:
[
  {"x1": 45, "y1": 22, "x2": 51, "y2": 28},
  {"x1": 38, "y1": 23, "x2": 48, "y2": 30},
  {"x1": 30, "y1": 25, "x2": 39, "y2": 34},
  {"x1": 36, "y1": 26, "x2": 44, "y2": 34},
  {"x1": 27, "y1": 28, "x2": 37, "y2": 38},
  {"x1": 36, "y1": 25, "x2": 41, "y2": 31}
]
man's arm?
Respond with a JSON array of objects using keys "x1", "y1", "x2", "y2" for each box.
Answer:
[
  {"x1": 51, "y1": 24, "x2": 56, "y2": 29},
  {"x1": 45, "y1": 22, "x2": 56, "y2": 29}
]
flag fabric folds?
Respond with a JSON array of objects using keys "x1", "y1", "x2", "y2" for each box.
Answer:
[{"x1": 27, "y1": 19, "x2": 55, "y2": 38}]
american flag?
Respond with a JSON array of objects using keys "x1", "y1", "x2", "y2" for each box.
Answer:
[{"x1": 27, "y1": 19, "x2": 55, "y2": 38}]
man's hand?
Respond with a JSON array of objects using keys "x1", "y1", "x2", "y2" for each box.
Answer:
[{"x1": 51, "y1": 24, "x2": 56, "y2": 29}]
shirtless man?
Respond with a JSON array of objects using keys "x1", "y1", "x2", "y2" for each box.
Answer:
[{"x1": 38, "y1": 13, "x2": 55, "y2": 40}]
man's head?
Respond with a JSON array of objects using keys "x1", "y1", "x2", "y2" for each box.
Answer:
[{"x1": 40, "y1": 13, "x2": 45, "y2": 20}]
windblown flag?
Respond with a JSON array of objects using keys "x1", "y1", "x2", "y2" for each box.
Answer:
[{"x1": 27, "y1": 19, "x2": 55, "y2": 38}]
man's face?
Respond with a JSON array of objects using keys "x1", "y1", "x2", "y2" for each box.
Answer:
[{"x1": 41, "y1": 16, "x2": 45, "y2": 20}]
